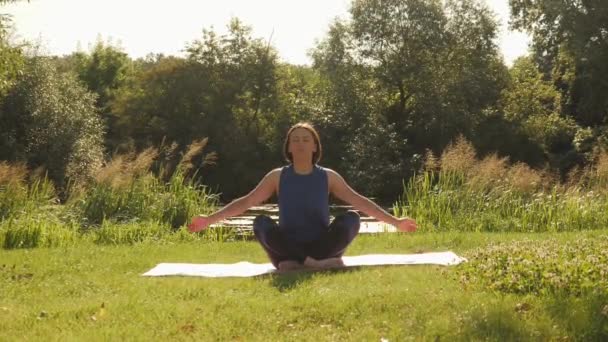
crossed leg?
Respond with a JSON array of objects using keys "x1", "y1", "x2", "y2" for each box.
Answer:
[{"x1": 253, "y1": 211, "x2": 361, "y2": 272}]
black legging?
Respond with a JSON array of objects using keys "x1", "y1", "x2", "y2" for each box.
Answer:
[{"x1": 253, "y1": 210, "x2": 361, "y2": 267}]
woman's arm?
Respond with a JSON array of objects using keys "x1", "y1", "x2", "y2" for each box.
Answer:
[
  {"x1": 327, "y1": 169, "x2": 416, "y2": 232},
  {"x1": 188, "y1": 168, "x2": 280, "y2": 232}
]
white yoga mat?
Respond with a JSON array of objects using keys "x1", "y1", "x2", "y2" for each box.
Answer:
[{"x1": 142, "y1": 251, "x2": 467, "y2": 278}]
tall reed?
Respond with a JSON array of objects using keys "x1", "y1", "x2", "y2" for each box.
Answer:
[
  {"x1": 0, "y1": 162, "x2": 56, "y2": 220},
  {"x1": 394, "y1": 139, "x2": 608, "y2": 232},
  {"x1": 75, "y1": 141, "x2": 218, "y2": 229}
]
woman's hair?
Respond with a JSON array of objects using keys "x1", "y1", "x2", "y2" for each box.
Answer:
[{"x1": 283, "y1": 122, "x2": 322, "y2": 164}]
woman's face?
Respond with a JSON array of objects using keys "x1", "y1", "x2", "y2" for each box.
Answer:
[{"x1": 288, "y1": 128, "x2": 317, "y2": 160}]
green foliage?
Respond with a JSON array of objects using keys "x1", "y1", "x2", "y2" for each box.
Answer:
[
  {"x1": 2, "y1": 4, "x2": 607, "y2": 203},
  {"x1": 0, "y1": 176, "x2": 56, "y2": 220},
  {"x1": 76, "y1": 169, "x2": 217, "y2": 229},
  {"x1": 309, "y1": 0, "x2": 509, "y2": 199},
  {"x1": 510, "y1": 0, "x2": 608, "y2": 126},
  {"x1": 396, "y1": 165, "x2": 608, "y2": 233},
  {"x1": 52, "y1": 40, "x2": 134, "y2": 152},
  {"x1": 108, "y1": 19, "x2": 284, "y2": 200},
  {"x1": 460, "y1": 237, "x2": 608, "y2": 296},
  {"x1": 348, "y1": 0, "x2": 507, "y2": 147},
  {"x1": 110, "y1": 56, "x2": 194, "y2": 148},
  {"x1": 1, "y1": 233, "x2": 608, "y2": 340},
  {"x1": 0, "y1": 58, "x2": 104, "y2": 190},
  {"x1": 92, "y1": 220, "x2": 169, "y2": 245},
  {"x1": 500, "y1": 56, "x2": 581, "y2": 169},
  {"x1": 406, "y1": 133, "x2": 607, "y2": 235},
  {"x1": 341, "y1": 117, "x2": 414, "y2": 200},
  {"x1": 471, "y1": 110, "x2": 546, "y2": 167},
  {"x1": 0, "y1": 16, "x2": 24, "y2": 99},
  {"x1": 0, "y1": 215, "x2": 77, "y2": 249},
  {"x1": 74, "y1": 40, "x2": 132, "y2": 108},
  {"x1": 502, "y1": 57, "x2": 561, "y2": 122}
]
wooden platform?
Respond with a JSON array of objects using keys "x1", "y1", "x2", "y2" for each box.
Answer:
[{"x1": 209, "y1": 204, "x2": 397, "y2": 234}]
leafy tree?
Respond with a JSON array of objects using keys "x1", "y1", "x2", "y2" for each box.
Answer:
[
  {"x1": 185, "y1": 18, "x2": 282, "y2": 200},
  {"x1": 311, "y1": 19, "x2": 375, "y2": 165},
  {"x1": 310, "y1": 0, "x2": 508, "y2": 199},
  {"x1": 0, "y1": 58, "x2": 104, "y2": 191},
  {"x1": 502, "y1": 57, "x2": 561, "y2": 123},
  {"x1": 346, "y1": 0, "x2": 507, "y2": 150},
  {"x1": 0, "y1": 8, "x2": 24, "y2": 100},
  {"x1": 70, "y1": 41, "x2": 133, "y2": 152},
  {"x1": 110, "y1": 19, "x2": 282, "y2": 200},
  {"x1": 510, "y1": 0, "x2": 608, "y2": 126},
  {"x1": 111, "y1": 56, "x2": 203, "y2": 149},
  {"x1": 500, "y1": 56, "x2": 580, "y2": 171},
  {"x1": 77, "y1": 40, "x2": 132, "y2": 109}
]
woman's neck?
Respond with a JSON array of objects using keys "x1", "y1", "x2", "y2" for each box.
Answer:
[{"x1": 292, "y1": 159, "x2": 314, "y2": 175}]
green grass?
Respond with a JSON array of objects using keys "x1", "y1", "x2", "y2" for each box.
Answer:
[
  {"x1": 395, "y1": 171, "x2": 608, "y2": 232},
  {"x1": 1, "y1": 231, "x2": 607, "y2": 341},
  {"x1": 0, "y1": 177, "x2": 56, "y2": 220},
  {"x1": 74, "y1": 170, "x2": 217, "y2": 229}
]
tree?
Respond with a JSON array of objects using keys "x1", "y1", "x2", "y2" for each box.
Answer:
[
  {"x1": 500, "y1": 56, "x2": 580, "y2": 171},
  {"x1": 63, "y1": 40, "x2": 134, "y2": 152},
  {"x1": 0, "y1": 58, "x2": 104, "y2": 191},
  {"x1": 510, "y1": 0, "x2": 608, "y2": 126},
  {"x1": 76, "y1": 40, "x2": 132, "y2": 110},
  {"x1": 502, "y1": 57, "x2": 561, "y2": 123},
  {"x1": 185, "y1": 18, "x2": 282, "y2": 200},
  {"x1": 0, "y1": 7, "x2": 24, "y2": 99},
  {"x1": 110, "y1": 18, "x2": 283, "y2": 201},
  {"x1": 310, "y1": 0, "x2": 508, "y2": 199}
]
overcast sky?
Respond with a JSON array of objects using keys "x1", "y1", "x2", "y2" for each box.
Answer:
[{"x1": 3, "y1": 0, "x2": 531, "y2": 66}]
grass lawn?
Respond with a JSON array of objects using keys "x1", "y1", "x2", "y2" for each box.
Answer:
[{"x1": 1, "y1": 231, "x2": 607, "y2": 341}]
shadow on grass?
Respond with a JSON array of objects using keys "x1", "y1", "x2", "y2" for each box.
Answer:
[
  {"x1": 459, "y1": 304, "x2": 530, "y2": 341},
  {"x1": 267, "y1": 266, "x2": 363, "y2": 292},
  {"x1": 458, "y1": 292, "x2": 608, "y2": 340},
  {"x1": 543, "y1": 293, "x2": 608, "y2": 340}
]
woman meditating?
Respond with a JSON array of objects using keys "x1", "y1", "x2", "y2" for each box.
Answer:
[{"x1": 188, "y1": 122, "x2": 417, "y2": 271}]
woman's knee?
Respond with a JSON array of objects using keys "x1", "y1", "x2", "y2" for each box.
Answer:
[
  {"x1": 344, "y1": 210, "x2": 361, "y2": 227},
  {"x1": 253, "y1": 215, "x2": 275, "y2": 235},
  {"x1": 334, "y1": 210, "x2": 360, "y2": 231}
]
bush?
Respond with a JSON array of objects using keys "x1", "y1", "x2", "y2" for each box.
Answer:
[
  {"x1": 1, "y1": 215, "x2": 77, "y2": 249},
  {"x1": 0, "y1": 162, "x2": 57, "y2": 220},
  {"x1": 395, "y1": 138, "x2": 608, "y2": 232},
  {"x1": 75, "y1": 144, "x2": 218, "y2": 229},
  {"x1": 459, "y1": 237, "x2": 608, "y2": 296},
  {"x1": 0, "y1": 57, "x2": 104, "y2": 191}
]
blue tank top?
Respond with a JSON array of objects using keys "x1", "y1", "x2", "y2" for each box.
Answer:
[{"x1": 278, "y1": 164, "x2": 330, "y2": 242}]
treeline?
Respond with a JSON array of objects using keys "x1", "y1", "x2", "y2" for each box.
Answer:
[{"x1": 1, "y1": 0, "x2": 607, "y2": 203}]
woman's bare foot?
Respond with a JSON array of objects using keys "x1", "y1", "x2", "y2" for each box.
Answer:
[
  {"x1": 277, "y1": 260, "x2": 304, "y2": 272},
  {"x1": 303, "y1": 257, "x2": 345, "y2": 270}
]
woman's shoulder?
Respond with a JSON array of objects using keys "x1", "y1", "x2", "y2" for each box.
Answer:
[
  {"x1": 316, "y1": 164, "x2": 335, "y2": 173},
  {"x1": 316, "y1": 165, "x2": 341, "y2": 179},
  {"x1": 263, "y1": 167, "x2": 284, "y2": 180},
  {"x1": 320, "y1": 167, "x2": 350, "y2": 186}
]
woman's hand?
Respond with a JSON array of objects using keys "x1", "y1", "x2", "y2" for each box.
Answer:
[
  {"x1": 188, "y1": 215, "x2": 212, "y2": 232},
  {"x1": 395, "y1": 217, "x2": 417, "y2": 232}
]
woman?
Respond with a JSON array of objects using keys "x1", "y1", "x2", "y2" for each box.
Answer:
[{"x1": 188, "y1": 122, "x2": 417, "y2": 271}]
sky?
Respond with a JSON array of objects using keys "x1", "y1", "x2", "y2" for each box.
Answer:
[{"x1": 3, "y1": 0, "x2": 531, "y2": 66}]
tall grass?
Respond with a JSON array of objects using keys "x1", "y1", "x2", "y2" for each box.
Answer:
[
  {"x1": 0, "y1": 215, "x2": 78, "y2": 249},
  {"x1": 74, "y1": 141, "x2": 217, "y2": 229},
  {"x1": 0, "y1": 140, "x2": 219, "y2": 249},
  {"x1": 395, "y1": 137, "x2": 608, "y2": 232},
  {"x1": 0, "y1": 162, "x2": 56, "y2": 220}
]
